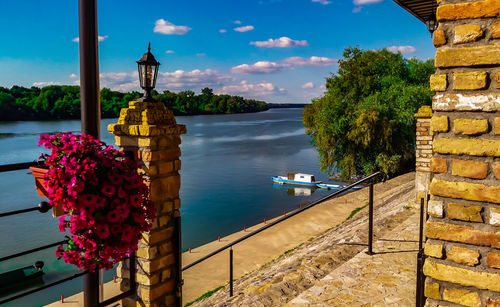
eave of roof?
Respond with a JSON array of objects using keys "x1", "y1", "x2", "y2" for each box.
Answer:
[{"x1": 392, "y1": 0, "x2": 438, "y2": 24}]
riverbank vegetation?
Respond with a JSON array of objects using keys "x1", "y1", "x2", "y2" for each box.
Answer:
[
  {"x1": 303, "y1": 47, "x2": 435, "y2": 178},
  {"x1": 0, "y1": 86, "x2": 268, "y2": 121}
]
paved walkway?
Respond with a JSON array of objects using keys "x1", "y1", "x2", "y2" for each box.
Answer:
[
  {"x1": 183, "y1": 173, "x2": 415, "y2": 304},
  {"x1": 288, "y1": 211, "x2": 419, "y2": 306}
]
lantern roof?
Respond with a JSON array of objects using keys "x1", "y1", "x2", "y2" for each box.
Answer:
[
  {"x1": 136, "y1": 42, "x2": 160, "y2": 66},
  {"x1": 392, "y1": 0, "x2": 437, "y2": 24}
]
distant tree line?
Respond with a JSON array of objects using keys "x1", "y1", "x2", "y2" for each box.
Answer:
[{"x1": 0, "y1": 86, "x2": 269, "y2": 121}]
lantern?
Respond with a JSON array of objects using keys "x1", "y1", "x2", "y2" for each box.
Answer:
[{"x1": 137, "y1": 42, "x2": 160, "y2": 101}]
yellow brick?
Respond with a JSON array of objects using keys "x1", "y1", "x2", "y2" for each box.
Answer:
[
  {"x1": 437, "y1": 0, "x2": 500, "y2": 21},
  {"x1": 426, "y1": 221, "x2": 500, "y2": 248},
  {"x1": 487, "y1": 252, "x2": 500, "y2": 269},
  {"x1": 486, "y1": 298, "x2": 500, "y2": 307},
  {"x1": 140, "y1": 254, "x2": 175, "y2": 274},
  {"x1": 453, "y1": 24, "x2": 483, "y2": 44},
  {"x1": 136, "y1": 272, "x2": 161, "y2": 286},
  {"x1": 495, "y1": 117, "x2": 500, "y2": 135},
  {"x1": 492, "y1": 22, "x2": 500, "y2": 39},
  {"x1": 454, "y1": 118, "x2": 488, "y2": 135},
  {"x1": 415, "y1": 105, "x2": 433, "y2": 118},
  {"x1": 430, "y1": 157, "x2": 447, "y2": 173},
  {"x1": 136, "y1": 246, "x2": 158, "y2": 259},
  {"x1": 424, "y1": 259, "x2": 500, "y2": 292},
  {"x1": 435, "y1": 45, "x2": 500, "y2": 68},
  {"x1": 495, "y1": 73, "x2": 500, "y2": 89},
  {"x1": 424, "y1": 243, "x2": 443, "y2": 258},
  {"x1": 451, "y1": 159, "x2": 488, "y2": 179},
  {"x1": 443, "y1": 287, "x2": 481, "y2": 307},
  {"x1": 447, "y1": 203, "x2": 483, "y2": 222},
  {"x1": 430, "y1": 74, "x2": 447, "y2": 91},
  {"x1": 431, "y1": 116, "x2": 449, "y2": 133},
  {"x1": 141, "y1": 227, "x2": 174, "y2": 245},
  {"x1": 430, "y1": 178, "x2": 500, "y2": 204},
  {"x1": 140, "y1": 279, "x2": 175, "y2": 302},
  {"x1": 433, "y1": 29, "x2": 446, "y2": 47},
  {"x1": 453, "y1": 72, "x2": 487, "y2": 90},
  {"x1": 433, "y1": 138, "x2": 500, "y2": 157},
  {"x1": 493, "y1": 162, "x2": 500, "y2": 180},
  {"x1": 447, "y1": 246, "x2": 480, "y2": 266},
  {"x1": 425, "y1": 282, "x2": 441, "y2": 300}
]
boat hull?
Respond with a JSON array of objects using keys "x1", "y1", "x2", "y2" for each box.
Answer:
[{"x1": 271, "y1": 176, "x2": 319, "y2": 187}]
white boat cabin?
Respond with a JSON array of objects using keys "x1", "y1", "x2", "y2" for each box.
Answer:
[{"x1": 288, "y1": 172, "x2": 316, "y2": 183}]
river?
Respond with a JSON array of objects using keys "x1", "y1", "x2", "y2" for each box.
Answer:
[{"x1": 0, "y1": 108, "x2": 338, "y2": 306}]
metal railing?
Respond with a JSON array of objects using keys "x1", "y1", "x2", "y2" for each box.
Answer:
[
  {"x1": 182, "y1": 171, "x2": 387, "y2": 296},
  {"x1": 416, "y1": 195, "x2": 429, "y2": 307},
  {"x1": 0, "y1": 161, "x2": 136, "y2": 306}
]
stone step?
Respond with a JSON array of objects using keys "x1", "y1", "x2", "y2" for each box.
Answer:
[{"x1": 191, "y1": 174, "x2": 417, "y2": 306}]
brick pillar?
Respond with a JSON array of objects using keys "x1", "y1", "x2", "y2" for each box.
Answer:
[
  {"x1": 415, "y1": 105, "x2": 434, "y2": 202},
  {"x1": 108, "y1": 100, "x2": 186, "y2": 306},
  {"x1": 423, "y1": 1, "x2": 500, "y2": 306}
]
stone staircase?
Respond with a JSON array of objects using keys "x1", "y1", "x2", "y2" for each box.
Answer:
[{"x1": 191, "y1": 175, "x2": 418, "y2": 306}]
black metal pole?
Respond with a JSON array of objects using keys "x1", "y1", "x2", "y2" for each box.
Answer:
[
  {"x1": 416, "y1": 249, "x2": 424, "y2": 307},
  {"x1": 79, "y1": 0, "x2": 100, "y2": 306},
  {"x1": 366, "y1": 183, "x2": 374, "y2": 255},
  {"x1": 79, "y1": 0, "x2": 101, "y2": 139},
  {"x1": 419, "y1": 197, "x2": 425, "y2": 251},
  {"x1": 175, "y1": 216, "x2": 183, "y2": 307},
  {"x1": 229, "y1": 248, "x2": 233, "y2": 297}
]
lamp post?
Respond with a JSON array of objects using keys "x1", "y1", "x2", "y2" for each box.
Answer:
[
  {"x1": 425, "y1": 14, "x2": 438, "y2": 37},
  {"x1": 136, "y1": 42, "x2": 160, "y2": 102}
]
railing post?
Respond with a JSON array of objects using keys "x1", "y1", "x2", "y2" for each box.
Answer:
[
  {"x1": 419, "y1": 197, "x2": 425, "y2": 251},
  {"x1": 416, "y1": 249, "x2": 425, "y2": 307},
  {"x1": 84, "y1": 271, "x2": 99, "y2": 307},
  {"x1": 366, "y1": 182, "x2": 374, "y2": 255},
  {"x1": 175, "y1": 216, "x2": 183, "y2": 307},
  {"x1": 229, "y1": 248, "x2": 234, "y2": 297}
]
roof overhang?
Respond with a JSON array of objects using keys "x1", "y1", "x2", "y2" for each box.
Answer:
[{"x1": 392, "y1": 0, "x2": 438, "y2": 24}]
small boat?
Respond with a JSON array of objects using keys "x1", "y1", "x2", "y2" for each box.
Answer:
[
  {"x1": 0, "y1": 261, "x2": 44, "y2": 296},
  {"x1": 271, "y1": 172, "x2": 322, "y2": 187}
]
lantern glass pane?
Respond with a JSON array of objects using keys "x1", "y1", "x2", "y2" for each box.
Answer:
[
  {"x1": 138, "y1": 64, "x2": 145, "y2": 88},
  {"x1": 152, "y1": 65, "x2": 159, "y2": 88},
  {"x1": 142, "y1": 64, "x2": 154, "y2": 88}
]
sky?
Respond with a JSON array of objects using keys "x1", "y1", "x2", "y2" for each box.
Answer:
[{"x1": 0, "y1": 0, "x2": 434, "y2": 103}]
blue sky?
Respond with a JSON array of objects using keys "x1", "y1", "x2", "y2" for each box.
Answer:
[{"x1": 0, "y1": 0, "x2": 433, "y2": 103}]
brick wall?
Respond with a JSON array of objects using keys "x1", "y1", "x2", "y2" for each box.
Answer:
[
  {"x1": 415, "y1": 106, "x2": 433, "y2": 202},
  {"x1": 424, "y1": 1, "x2": 500, "y2": 306}
]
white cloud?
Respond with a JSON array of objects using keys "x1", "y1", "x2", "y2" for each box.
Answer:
[
  {"x1": 354, "y1": 0, "x2": 383, "y2": 4},
  {"x1": 312, "y1": 0, "x2": 331, "y2": 4},
  {"x1": 219, "y1": 29, "x2": 227, "y2": 33},
  {"x1": 196, "y1": 53, "x2": 206, "y2": 57},
  {"x1": 231, "y1": 61, "x2": 285, "y2": 74},
  {"x1": 69, "y1": 73, "x2": 78, "y2": 79},
  {"x1": 234, "y1": 25, "x2": 254, "y2": 32},
  {"x1": 72, "y1": 35, "x2": 108, "y2": 43},
  {"x1": 250, "y1": 37, "x2": 308, "y2": 48},
  {"x1": 166, "y1": 50, "x2": 175, "y2": 54},
  {"x1": 282, "y1": 56, "x2": 336, "y2": 67},
  {"x1": 217, "y1": 80, "x2": 285, "y2": 97},
  {"x1": 153, "y1": 19, "x2": 191, "y2": 35},
  {"x1": 231, "y1": 56, "x2": 337, "y2": 74},
  {"x1": 234, "y1": 20, "x2": 242, "y2": 24},
  {"x1": 302, "y1": 82, "x2": 314, "y2": 89},
  {"x1": 32, "y1": 81, "x2": 61, "y2": 87},
  {"x1": 386, "y1": 45, "x2": 416, "y2": 54}
]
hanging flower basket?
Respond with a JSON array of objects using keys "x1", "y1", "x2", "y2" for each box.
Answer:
[{"x1": 36, "y1": 132, "x2": 156, "y2": 272}]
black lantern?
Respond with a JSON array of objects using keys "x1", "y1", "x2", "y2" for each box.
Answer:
[
  {"x1": 137, "y1": 42, "x2": 160, "y2": 102},
  {"x1": 425, "y1": 14, "x2": 438, "y2": 37}
]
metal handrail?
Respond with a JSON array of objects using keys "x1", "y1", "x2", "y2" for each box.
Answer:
[
  {"x1": 0, "y1": 161, "x2": 40, "y2": 173},
  {"x1": 182, "y1": 171, "x2": 386, "y2": 271},
  {"x1": 0, "y1": 201, "x2": 50, "y2": 218},
  {"x1": 0, "y1": 240, "x2": 66, "y2": 263}
]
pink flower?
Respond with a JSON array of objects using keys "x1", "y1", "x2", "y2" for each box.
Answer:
[
  {"x1": 101, "y1": 184, "x2": 116, "y2": 197},
  {"x1": 121, "y1": 225, "x2": 134, "y2": 242},
  {"x1": 110, "y1": 224, "x2": 122, "y2": 235},
  {"x1": 106, "y1": 210, "x2": 121, "y2": 223}
]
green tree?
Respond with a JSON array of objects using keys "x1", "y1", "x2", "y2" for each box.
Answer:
[{"x1": 303, "y1": 47, "x2": 434, "y2": 178}]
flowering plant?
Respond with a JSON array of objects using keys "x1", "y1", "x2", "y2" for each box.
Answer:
[{"x1": 38, "y1": 132, "x2": 155, "y2": 272}]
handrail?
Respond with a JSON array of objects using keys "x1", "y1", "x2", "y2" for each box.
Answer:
[
  {"x1": 182, "y1": 171, "x2": 387, "y2": 271},
  {"x1": 0, "y1": 201, "x2": 50, "y2": 218},
  {"x1": 0, "y1": 161, "x2": 40, "y2": 173},
  {"x1": 0, "y1": 240, "x2": 66, "y2": 263}
]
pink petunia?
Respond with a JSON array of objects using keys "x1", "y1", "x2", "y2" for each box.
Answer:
[{"x1": 101, "y1": 184, "x2": 116, "y2": 197}]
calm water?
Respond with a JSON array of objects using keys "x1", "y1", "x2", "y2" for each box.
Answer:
[{"x1": 0, "y1": 108, "x2": 336, "y2": 306}]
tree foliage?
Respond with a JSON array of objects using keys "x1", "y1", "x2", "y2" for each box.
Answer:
[
  {"x1": 0, "y1": 86, "x2": 268, "y2": 121},
  {"x1": 303, "y1": 47, "x2": 434, "y2": 178}
]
